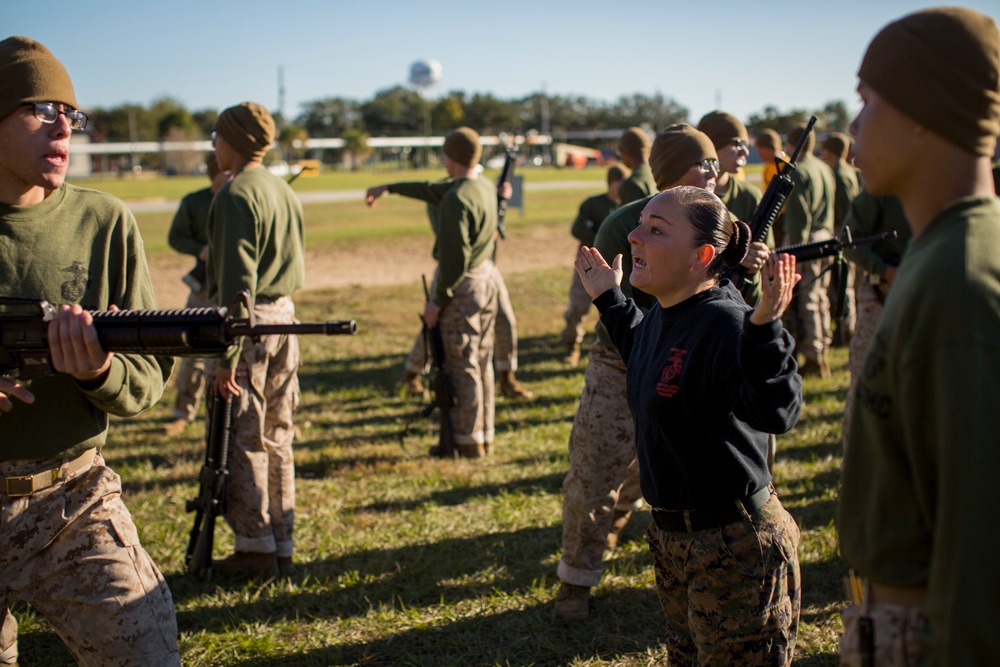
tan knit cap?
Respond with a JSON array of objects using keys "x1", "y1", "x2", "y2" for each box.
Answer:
[
  {"x1": 0, "y1": 36, "x2": 78, "y2": 122},
  {"x1": 618, "y1": 127, "x2": 651, "y2": 160},
  {"x1": 787, "y1": 124, "x2": 816, "y2": 156},
  {"x1": 443, "y1": 127, "x2": 482, "y2": 168},
  {"x1": 215, "y1": 102, "x2": 275, "y2": 162},
  {"x1": 696, "y1": 111, "x2": 749, "y2": 150},
  {"x1": 649, "y1": 124, "x2": 718, "y2": 190},
  {"x1": 822, "y1": 132, "x2": 851, "y2": 159},
  {"x1": 755, "y1": 128, "x2": 782, "y2": 151},
  {"x1": 859, "y1": 7, "x2": 1000, "y2": 156}
]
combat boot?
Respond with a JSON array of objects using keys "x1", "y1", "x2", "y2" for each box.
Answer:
[
  {"x1": 212, "y1": 551, "x2": 279, "y2": 578},
  {"x1": 398, "y1": 370, "x2": 429, "y2": 399},
  {"x1": 554, "y1": 582, "x2": 591, "y2": 621},
  {"x1": 799, "y1": 356, "x2": 831, "y2": 379},
  {"x1": 162, "y1": 417, "x2": 190, "y2": 437},
  {"x1": 562, "y1": 342, "x2": 581, "y2": 366},
  {"x1": 457, "y1": 443, "x2": 485, "y2": 459},
  {"x1": 499, "y1": 370, "x2": 533, "y2": 399}
]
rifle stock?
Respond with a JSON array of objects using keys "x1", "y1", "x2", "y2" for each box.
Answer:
[
  {"x1": 185, "y1": 392, "x2": 233, "y2": 579},
  {"x1": 420, "y1": 276, "x2": 458, "y2": 458},
  {"x1": 0, "y1": 289, "x2": 356, "y2": 380}
]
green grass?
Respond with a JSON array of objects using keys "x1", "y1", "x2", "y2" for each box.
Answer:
[{"x1": 12, "y1": 168, "x2": 847, "y2": 666}]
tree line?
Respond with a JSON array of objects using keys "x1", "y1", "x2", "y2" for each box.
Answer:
[{"x1": 85, "y1": 86, "x2": 852, "y2": 147}]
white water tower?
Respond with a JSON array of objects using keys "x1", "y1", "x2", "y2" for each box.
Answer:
[{"x1": 409, "y1": 59, "x2": 442, "y2": 90}]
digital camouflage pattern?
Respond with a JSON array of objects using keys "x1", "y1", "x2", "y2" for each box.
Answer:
[
  {"x1": 438, "y1": 262, "x2": 499, "y2": 446},
  {"x1": 840, "y1": 603, "x2": 927, "y2": 667},
  {"x1": 558, "y1": 340, "x2": 642, "y2": 587},
  {"x1": 841, "y1": 279, "x2": 884, "y2": 452},
  {"x1": 0, "y1": 452, "x2": 179, "y2": 666},
  {"x1": 646, "y1": 494, "x2": 801, "y2": 666},
  {"x1": 407, "y1": 266, "x2": 518, "y2": 375},
  {"x1": 220, "y1": 297, "x2": 300, "y2": 558}
]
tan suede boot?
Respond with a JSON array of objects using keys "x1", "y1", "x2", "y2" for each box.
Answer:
[
  {"x1": 554, "y1": 582, "x2": 591, "y2": 621},
  {"x1": 498, "y1": 370, "x2": 533, "y2": 399},
  {"x1": 398, "y1": 370, "x2": 429, "y2": 399},
  {"x1": 562, "y1": 342, "x2": 581, "y2": 366}
]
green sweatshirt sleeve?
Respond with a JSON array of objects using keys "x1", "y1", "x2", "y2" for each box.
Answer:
[
  {"x1": 387, "y1": 180, "x2": 454, "y2": 205},
  {"x1": 167, "y1": 188, "x2": 210, "y2": 257}
]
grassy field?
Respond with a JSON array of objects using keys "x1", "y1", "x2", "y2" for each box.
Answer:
[{"x1": 13, "y1": 164, "x2": 847, "y2": 666}]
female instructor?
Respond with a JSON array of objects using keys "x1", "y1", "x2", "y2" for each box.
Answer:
[{"x1": 576, "y1": 186, "x2": 803, "y2": 665}]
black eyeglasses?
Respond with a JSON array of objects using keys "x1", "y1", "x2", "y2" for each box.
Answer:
[
  {"x1": 732, "y1": 139, "x2": 749, "y2": 151},
  {"x1": 22, "y1": 102, "x2": 89, "y2": 131}
]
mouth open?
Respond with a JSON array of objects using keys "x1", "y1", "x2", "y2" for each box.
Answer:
[
  {"x1": 633, "y1": 257, "x2": 647, "y2": 269},
  {"x1": 44, "y1": 149, "x2": 69, "y2": 167}
]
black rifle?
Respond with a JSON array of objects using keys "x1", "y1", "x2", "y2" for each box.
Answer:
[
  {"x1": 419, "y1": 276, "x2": 458, "y2": 458},
  {"x1": 0, "y1": 290, "x2": 357, "y2": 380},
  {"x1": 495, "y1": 147, "x2": 516, "y2": 240},
  {"x1": 185, "y1": 392, "x2": 233, "y2": 579},
  {"x1": 772, "y1": 230, "x2": 897, "y2": 263},
  {"x1": 724, "y1": 116, "x2": 818, "y2": 288},
  {"x1": 774, "y1": 229, "x2": 898, "y2": 319}
]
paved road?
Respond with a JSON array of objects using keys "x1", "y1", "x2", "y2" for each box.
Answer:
[{"x1": 125, "y1": 180, "x2": 602, "y2": 213}]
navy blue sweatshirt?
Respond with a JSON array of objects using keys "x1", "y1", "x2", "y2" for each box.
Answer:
[{"x1": 595, "y1": 281, "x2": 802, "y2": 510}]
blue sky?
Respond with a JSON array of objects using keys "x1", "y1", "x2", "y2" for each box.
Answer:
[{"x1": 5, "y1": 1, "x2": 999, "y2": 127}]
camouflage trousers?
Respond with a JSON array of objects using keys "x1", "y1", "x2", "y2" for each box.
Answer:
[
  {"x1": 170, "y1": 287, "x2": 214, "y2": 421},
  {"x1": 561, "y1": 269, "x2": 592, "y2": 346},
  {"x1": 786, "y1": 231, "x2": 833, "y2": 363},
  {"x1": 440, "y1": 262, "x2": 499, "y2": 445},
  {"x1": 647, "y1": 493, "x2": 801, "y2": 666},
  {"x1": 0, "y1": 451, "x2": 179, "y2": 666},
  {"x1": 406, "y1": 265, "x2": 517, "y2": 374},
  {"x1": 840, "y1": 602, "x2": 928, "y2": 666},
  {"x1": 558, "y1": 340, "x2": 643, "y2": 587},
  {"x1": 214, "y1": 297, "x2": 301, "y2": 557},
  {"x1": 841, "y1": 278, "x2": 884, "y2": 453}
]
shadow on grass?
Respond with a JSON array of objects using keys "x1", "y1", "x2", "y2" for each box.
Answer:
[
  {"x1": 219, "y1": 589, "x2": 666, "y2": 667},
  {"x1": 169, "y1": 524, "x2": 563, "y2": 623}
]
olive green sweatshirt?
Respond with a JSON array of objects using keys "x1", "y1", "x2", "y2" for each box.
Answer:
[
  {"x1": 207, "y1": 166, "x2": 305, "y2": 368},
  {"x1": 782, "y1": 153, "x2": 836, "y2": 245},
  {"x1": 167, "y1": 186, "x2": 213, "y2": 257},
  {"x1": 434, "y1": 176, "x2": 497, "y2": 307},
  {"x1": 839, "y1": 197, "x2": 1000, "y2": 666},
  {"x1": 571, "y1": 193, "x2": 618, "y2": 247},
  {"x1": 843, "y1": 189, "x2": 911, "y2": 279},
  {"x1": 618, "y1": 161, "x2": 657, "y2": 205},
  {"x1": 0, "y1": 183, "x2": 173, "y2": 460}
]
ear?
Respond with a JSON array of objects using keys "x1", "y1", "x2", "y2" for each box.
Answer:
[{"x1": 691, "y1": 244, "x2": 715, "y2": 271}]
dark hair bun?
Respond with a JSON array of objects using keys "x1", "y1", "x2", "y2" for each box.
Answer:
[{"x1": 720, "y1": 220, "x2": 751, "y2": 268}]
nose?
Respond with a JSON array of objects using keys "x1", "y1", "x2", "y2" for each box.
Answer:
[{"x1": 627, "y1": 225, "x2": 642, "y2": 246}]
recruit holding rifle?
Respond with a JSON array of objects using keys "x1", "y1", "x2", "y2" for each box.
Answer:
[
  {"x1": 0, "y1": 290, "x2": 356, "y2": 380},
  {"x1": 723, "y1": 116, "x2": 819, "y2": 289}
]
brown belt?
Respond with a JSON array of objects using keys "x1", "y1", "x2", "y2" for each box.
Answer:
[
  {"x1": 1, "y1": 448, "x2": 97, "y2": 497},
  {"x1": 870, "y1": 582, "x2": 928, "y2": 608}
]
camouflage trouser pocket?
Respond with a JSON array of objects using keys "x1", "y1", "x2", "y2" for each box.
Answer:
[{"x1": 840, "y1": 604, "x2": 927, "y2": 667}]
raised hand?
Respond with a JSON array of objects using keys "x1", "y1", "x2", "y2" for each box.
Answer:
[
  {"x1": 575, "y1": 246, "x2": 623, "y2": 299},
  {"x1": 750, "y1": 253, "x2": 801, "y2": 325}
]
